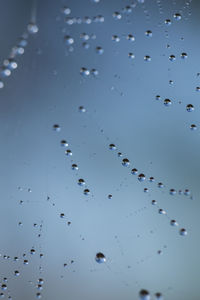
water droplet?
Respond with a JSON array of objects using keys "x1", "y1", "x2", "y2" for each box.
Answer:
[
  {"x1": 174, "y1": 13, "x2": 182, "y2": 20},
  {"x1": 196, "y1": 86, "x2": 200, "y2": 92},
  {"x1": 27, "y1": 23, "x2": 39, "y2": 34},
  {"x1": 179, "y1": 228, "x2": 187, "y2": 236},
  {"x1": 84, "y1": 189, "x2": 90, "y2": 195},
  {"x1": 122, "y1": 158, "x2": 130, "y2": 166},
  {"x1": 109, "y1": 144, "x2": 116, "y2": 150},
  {"x1": 127, "y1": 52, "x2": 135, "y2": 60},
  {"x1": 0, "y1": 80, "x2": 4, "y2": 89},
  {"x1": 91, "y1": 69, "x2": 99, "y2": 76},
  {"x1": 53, "y1": 124, "x2": 61, "y2": 132},
  {"x1": 78, "y1": 179, "x2": 85, "y2": 186},
  {"x1": 158, "y1": 182, "x2": 164, "y2": 188},
  {"x1": 139, "y1": 289, "x2": 150, "y2": 300},
  {"x1": 95, "y1": 252, "x2": 106, "y2": 263},
  {"x1": 113, "y1": 12, "x2": 122, "y2": 20},
  {"x1": 65, "y1": 149, "x2": 72, "y2": 156},
  {"x1": 60, "y1": 213, "x2": 65, "y2": 218},
  {"x1": 165, "y1": 19, "x2": 172, "y2": 25},
  {"x1": 184, "y1": 189, "x2": 190, "y2": 195},
  {"x1": 30, "y1": 249, "x2": 36, "y2": 255},
  {"x1": 0, "y1": 67, "x2": 11, "y2": 77},
  {"x1": 80, "y1": 67, "x2": 90, "y2": 76},
  {"x1": 169, "y1": 55, "x2": 176, "y2": 61},
  {"x1": 144, "y1": 188, "x2": 149, "y2": 193},
  {"x1": 155, "y1": 292, "x2": 163, "y2": 299},
  {"x1": 60, "y1": 140, "x2": 68, "y2": 147},
  {"x1": 164, "y1": 99, "x2": 172, "y2": 106},
  {"x1": 158, "y1": 208, "x2": 166, "y2": 214},
  {"x1": 170, "y1": 219, "x2": 178, "y2": 226},
  {"x1": 145, "y1": 30, "x2": 152, "y2": 37},
  {"x1": 79, "y1": 106, "x2": 86, "y2": 112},
  {"x1": 1, "y1": 285, "x2": 7, "y2": 291},
  {"x1": 64, "y1": 35, "x2": 74, "y2": 45},
  {"x1": 138, "y1": 174, "x2": 145, "y2": 181},
  {"x1": 149, "y1": 176, "x2": 155, "y2": 182},
  {"x1": 72, "y1": 164, "x2": 78, "y2": 170},
  {"x1": 3, "y1": 59, "x2": 17, "y2": 70},
  {"x1": 169, "y1": 188, "x2": 176, "y2": 195},
  {"x1": 36, "y1": 293, "x2": 42, "y2": 299},
  {"x1": 156, "y1": 95, "x2": 161, "y2": 100},
  {"x1": 144, "y1": 55, "x2": 151, "y2": 62},
  {"x1": 152, "y1": 200, "x2": 157, "y2": 205},
  {"x1": 127, "y1": 34, "x2": 135, "y2": 41},
  {"x1": 186, "y1": 104, "x2": 194, "y2": 112},
  {"x1": 112, "y1": 35, "x2": 120, "y2": 42},
  {"x1": 96, "y1": 46, "x2": 104, "y2": 55},
  {"x1": 62, "y1": 6, "x2": 71, "y2": 15},
  {"x1": 131, "y1": 168, "x2": 138, "y2": 175},
  {"x1": 190, "y1": 124, "x2": 197, "y2": 130},
  {"x1": 14, "y1": 270, "x2": 20, "y2": 276},
  {"x1": 181, "y1": 52, "x2": 187, "y2": 59},
  {"x1": 108, "y1": 194, "x2": 112, "y2": 199}
]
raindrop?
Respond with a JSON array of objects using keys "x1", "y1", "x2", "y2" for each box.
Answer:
[
  {"x1": 169, "y1": 55, "x2": 176, "y2": 61},
  {"x1": 60, "y1": 140, "x2": 68, "y2": 147},
  {"x1": 60, "y1": 213, "x2": 65, "y2": 218},
  {"x1": 144, "y1": 188, "x2": 149, "y2": 193},
  {"x1": 96, "y1": 46, "x2": 104, "y2": 55},
  {"x1": 95, "y1": 252, "x2": 106, "y2": 263},
  {"x1": 144, "y1": 55, "x2": 151, "y2": 62},
  {"x1": 27, "y1": 23, "x2": 39, "y2": 34},
  {"x1": 0, "y1": 80, "x2": 4, "y2": 89},
  {"x1": 14, "y1": 270, "x2": 20, "y2": 276},
  {"x1": 112, "y1": 35, "x2": 120, "y2": 42},
  {"x1": 91, "y1": 68, "x2": 99, "y2": 76},
  {"x1": 80, "y1": 67, "x2": 90, "y2": 76},
  {"x1": 131, "y1": 168, "x2": 138, "y2": 175},
  {"x1": 184, "y1": 189, "x2": 190, "y2": 195},
  {"x1": 109, "y1": 144, "x2": 117, "y2": 150},
  {"x1": 149, "y1": 176, "x2": 155, "y2": 182},
  {"x1": 122, "y1": 158, "x2": 130, "y2": 167},
  {"x1": 112, "y1": 12, "x2": 122, "y2": 20},
  {"x1": 128, "y1": 53, "x2": 135, "y2": 59},
  {"x1": 108, "y1": 194, "x2": 112, "y2": 199},
  {"x1": 158, "y1": 208, "x2": 166, "y2": 215},
  {"x1": 3, "y1": 59, "x2": 17, "y2": 70},
  {"x1": 53, "y1": 124, "x2": 61, "y2": 132},
  {"x1": 72, "y1": 164, "x2": 78, "y2": 170},
  {"x1": 196, "y1": 87, "x2": 200, "y2": 92},
  {"x1": 62, "y1": 6, "x2": 71, "y2": 15},
  {"x1": 138, "y1": 173, "x2": 145, "y2": 181},
  {"x1": 179, "y1": 228, "x2": 187, "y2": 236},
  {"x1": 79, "y1": 106, "x2": 86, "y2": 112},
  {"x1": 84, "y1": 189, "x2": 90, "y2": 195},
  {"x1": 164, "y1": 99, "x2": 172, "y2": 106},
  {"x1": 36, "y1": 293, "x2": 41, "y2": 299},
  {"x1": 156, "y1": 95, "x2": 161, "y2": 100},
  {"x1": 190, "y1": 124, "x2": 197, "y2": 130},
  {"x1": 186, "y1": 104, "x2": 194, "y2": 112},
  {"x1": 65, "y1": 149, "x2": 72, "y2": 156},
  {"x1": 170, "y1": 220, "x2": 178, "y2": 226},
  {"x1": 127, "y1": 34, "x2": 135, "y2": 41},
  {"x1": 174, "y1": 13, "x2": 182, "y2": 20},
  {"x1": 78, "y1": 179, "x2": 85, "y2": 186},
  {"x1": 181, "y1": 52, "x2": 187, "y2": 59},
  {"x1": 152, "y1": 200, "x2": 157, "y2": 205},
  {"x1": 145, "y1": 30, "x2": 152, "y2": 37},
  {"x1": 169, "y1": 189, "x2": 176, "y2": 195},
  {"x1": 165, "y1": 19, "x2": 172, "y2": 25},
  {"x1": 139, "y1": 289, "x2": 150, "y2": 300},
  {"x1": 155, "y1": 292, "x2": 163, "y2": 299},
  {"x1": 64, "y1": 35, "x2": 74, "y2": 45},
  {"x1": 158, "y1": 182, "x2": 164, "y2": 188}
]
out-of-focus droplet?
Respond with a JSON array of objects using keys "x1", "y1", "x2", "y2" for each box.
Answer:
[
  {"x1": 152, "y1": 200, "x2": 157, "y2": 205},
  {"x1": 27, "y1": 23, "x2": 39, "y2": 34},
  {"x1": 95, "y1": 252, "x2": 106, "y2": 263},
  {"x1": 108, "y1": 194, "x2": 112, "y2": 199},
  {"x1": 0, "y1": 80, "x2": 4, "y2": 89},
  {"x1": 156, "y1": 95, "x2": 161, "y2": 100},
  {"x1": 64, "y1": 35, "x2": 74, "y2": 45},
  {"x1": 91, "y1": 68, "x2": 99, "y2": 76},
  {"x1": 113, "y1": 12, "x2": 122, "y2": 20},
  {"x1": 196, "y1": 86, "x2": 200, "y2": 92},
  {"x1": 180, "y1": 228, "x2": 187, "y2": 236},
  {"x1": 3, "y1": 59, "x2": 17, "y2": 70},
  {"x1": 80, "y1": 67, "x2": 90, "y2": 76},
  {"x1": 112, "y1": 35, "x2": 120, "y2": 42},
  {"x1": 170, "y1": 219, "x2": 178, "y2": 226},
  {"x1": 96, "y1": 46, "x2": 104, "y2": 55},
  {"x1": 79, "y1": 106, "x2": 86, "y2": 112},
  {"x1": 62, "y1": 6, "x2": 71, "y2": 15},
  {"x1": 128, "y1": 53, "x2": 135, "y2": 59},
  {"x1": 127, "y1": 34, "x2": 135, "y2": 41},
  {"x1": 155, "y1": 292, "x2": 163, "y2": 299},
  {"x1": 139, "y1": 289, "x2": 150, "y2": 300}
]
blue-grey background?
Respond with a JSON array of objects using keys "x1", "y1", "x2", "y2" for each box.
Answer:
[{"x1": 0, "y1": 0, "x2": 200, "y2": 299}]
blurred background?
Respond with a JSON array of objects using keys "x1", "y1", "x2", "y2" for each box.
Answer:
[{"x1": 0, "y1": 0, "x2": 200, "y2": 299}]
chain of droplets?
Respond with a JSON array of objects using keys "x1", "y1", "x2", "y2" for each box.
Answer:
[{"x1": 0, "y1": 0, "x2": 39, "y2": 89}]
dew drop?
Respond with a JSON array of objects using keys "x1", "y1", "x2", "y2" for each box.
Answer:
[
  {"x1": 122, "y1": 158, "x2": 130, "y2": 167},
  {"x1": 186, "y1": 104, "x2": 194, "y2": 112},
  {"x1": 95, "y1": 252, "x2": 106, "y2": 263},
  {"x1": 138, "y1": 173, "x2": 145, "y2": 181}
]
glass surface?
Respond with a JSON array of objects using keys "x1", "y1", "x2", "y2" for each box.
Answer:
[{"x1": 0, "y1": 0, "x2": 200, "y2": 299}]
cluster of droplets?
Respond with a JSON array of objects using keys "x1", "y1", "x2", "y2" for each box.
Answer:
[{"x1": 139, "y1": 289, "x2": 163, "y2": 300}]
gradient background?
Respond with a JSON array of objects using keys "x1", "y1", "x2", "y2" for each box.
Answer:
[{"x1": 0, "y1": 0, "x2": 200, "y2": 299}]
